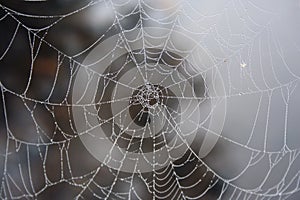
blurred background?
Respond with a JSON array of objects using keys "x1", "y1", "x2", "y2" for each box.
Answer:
[{"x1": 0, "y1": 0, "x2": 300, "y2": 199}]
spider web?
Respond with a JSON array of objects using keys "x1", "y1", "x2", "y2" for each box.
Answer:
[{"x1": 0, "y1": 0, "x2": 300, "y2": 199}]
